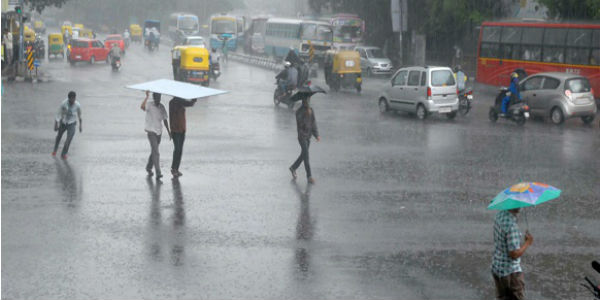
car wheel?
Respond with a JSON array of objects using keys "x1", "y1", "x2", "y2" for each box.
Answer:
[
  {"x1": 416, "y1": 104, "x2": 427, "y2": 120},
  {"x1": 488, "y1": 107, "x2": 498, "y2": 122},
  {"x1": 551, "y1": 107, "x2": 564, "y2": 125},
  {"x1": 581, "y1": 115, "x2": 595, "y2": 124},
  {"x1": 378, "y1": 98, "x2": 389, "y2": 113},
  {"x1": 446, "y1": 111, "x2": 457, "y2": 120},
  {"x1": 90, "y1": 56, "x2": 95, "y2": 64}
]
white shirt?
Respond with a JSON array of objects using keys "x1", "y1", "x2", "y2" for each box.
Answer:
[
  {"x1": 56, "y1": 99, "x2": 81, "y2": 125},
  {"x1": 4, "y1": 32, "x2": 13, "y2": 50},
  {"x1": 145, "y1": 102, "x2": 168, "y2": 135}
]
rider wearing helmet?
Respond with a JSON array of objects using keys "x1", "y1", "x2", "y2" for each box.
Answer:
[
  {"x1": 276, "y1": 61, "x2": 295, "y2": 94},
  {"x1": 502, "y1": 72, "x2": 521, "y2": 115}
]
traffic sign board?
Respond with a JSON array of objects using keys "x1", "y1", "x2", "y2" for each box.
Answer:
[
  {"x1": 8, "y1": 0, "x2": 20, "y2": 5},
  {"x1": 34, "y1": 59, "x2": 40, "y2": 67}
]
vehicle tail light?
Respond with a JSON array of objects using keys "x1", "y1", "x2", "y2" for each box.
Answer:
[
  {"x1": 523, "y1": 105, "x2": 529, "y2": 110},
  {"x1": 456, "y1": 88, "x2": 459, "y2": 95},
  {"x1": 467, "y1": 90, "x2": 473, "y2": 95},
  {"x1": 307, "y1": 81, "x2": 312, "y2": 86},
  {"x1": 590, "y1": 88, "x2": 594, "y2": 95},
  {"x1": 565, "y1": 89, "x2": 572, "y2": 99},
  {"x1": 427, "y1": 87, "x2": 432, "y2": 100}
]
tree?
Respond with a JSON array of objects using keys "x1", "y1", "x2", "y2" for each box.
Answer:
[
  {"x1": 25, "y1": 0, "x2": 70, "y2": 13},
  {"x1": 538, "y1": 0, "x2": 600, "y2": 20}
]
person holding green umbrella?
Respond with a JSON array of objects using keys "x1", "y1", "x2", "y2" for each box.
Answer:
[{"x1": 488, "y1": 182, "x2": 561, "y2": 300}]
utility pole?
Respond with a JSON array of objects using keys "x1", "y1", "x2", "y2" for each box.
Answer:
[{"x1": 17, "y1": 0, "x2": 23, "y2": 63}]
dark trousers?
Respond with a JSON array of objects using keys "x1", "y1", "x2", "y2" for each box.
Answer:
[
  {"x1": 492, "y1": 272, "x2": 525, "y2": 300},
  {"x1": 291, "y1": 138, "x2": 311, "y2": 178},
  {"x1": 54, "y1": 122, "x2": 76, "y2": 156},
  {"x1": 171, "y1": 132, "x2": 185, "y2": 171},
  {"x1": 146, "y1": 132, "x2": 162, "y2": 175}
]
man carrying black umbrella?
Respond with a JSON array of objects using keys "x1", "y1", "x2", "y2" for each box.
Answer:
[{"x1": 290, "y1": 97, "x2": 320, "y2": 184}]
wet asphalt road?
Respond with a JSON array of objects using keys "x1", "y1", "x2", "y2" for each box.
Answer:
[{"x1": 2, "y1": 37, "x2": 599, "y2": 300}]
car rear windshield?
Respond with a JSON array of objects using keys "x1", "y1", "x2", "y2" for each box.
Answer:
[
  {"x1": 72, "y1": 40, "x2": 88, "y2": 48},
  {"x1": 565, "y1": 78, "x2": 591, "y2": 93},
  {"x1": 431, "y1": 70, "x2": 455, "y2": 87},
  {"x1": 106, "y1": 36, "x2": 121, "y2": 40}
]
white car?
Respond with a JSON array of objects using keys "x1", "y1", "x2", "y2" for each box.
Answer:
[
  {"x1": 378, "y1": 66, "x2": 459, "y2": 119},
  {"x1": 354, "y1": 46, "x2": 393, "y2": 76}
]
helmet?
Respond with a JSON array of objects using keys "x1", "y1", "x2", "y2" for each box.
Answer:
[
  {"x1": 284, "y1": 61, "x2": 291, "y2": 67},
  {"x1": 511, "y1": 72, "x2": 519, "y2": 78}
]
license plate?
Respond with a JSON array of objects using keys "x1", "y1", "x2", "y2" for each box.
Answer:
[
  {"x1": 439, "y1": 107, "x2": 452, "y2": 113},
  {"x1": 524, "y1": 112, "x2": 530, "y2": 118},
  {"x1": 467, "y1": 95, "x2": 473, "y2": 100},
  {"x1": 75, "y1": 55, "x2": 81, "y2": 59}
]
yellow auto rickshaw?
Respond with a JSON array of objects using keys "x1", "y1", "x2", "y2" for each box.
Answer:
[
  {"x1": 80, "y1": 28, "x2": 94, "y2": 38},
  {"x1": 171, "y1": 46, "x2": 211, "y2": 86},
  {"x1": 324, "y1": 50, "x2": 362, "y2": 93},
  {"x1": 34, "y1": 20, "x2": 45, "y2": 33},
  {"x1": 61, "y1": 25, "x2": 72, "y2": 37},
  {"x1": 130, "y1": 24, "x2": 142, "y2": 43},
  {"x1": 24, "y1": 26, "x2": 36, "y2": 43},
  {"x1": 47, "y1": 33, "x2": 64, "y2": 59},
  {"x1": 74, "y1": 23, "x2": 84, "y2": 29}
]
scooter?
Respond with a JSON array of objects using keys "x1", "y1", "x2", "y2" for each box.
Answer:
[
  {"x1": 582, "y1": 260, "x2": 600, "y2": 299},
  {"x1": 458, "y1": 88, "x2": 473, "y2": 116},
  {"x1": 274, "y1": 78, "x2": 296, "y2": 110},
  {"x1": 210, "y1": 62, "x2": 220, "y2": 81},
  {"x1": 110, "y1": 55, "x2": 121, "y2": 71},
  {"x1": 488, "y1": 87, "x2": 530, "y2": 126}
]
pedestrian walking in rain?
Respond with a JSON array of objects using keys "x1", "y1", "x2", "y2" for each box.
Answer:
[
  {"x1": 290, "y1": 97, "x2": 320, "y2": 184},
  {"x1": 169, "y1": 97, "x2": 197, "y2": 178},
  {"x1": 141, "y1": 91, "x2": 171, "y2": 179},
  {"x1": 491, "y1": 208, "x2": 533, "y2": 300},
  {"x1": 53, "y1": 91, "x2": 82, "y2": 159}
]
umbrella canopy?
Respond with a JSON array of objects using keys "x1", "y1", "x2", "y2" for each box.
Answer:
[
  {"x1": 487, "y1": 182, "x2": 561, "y2": 210},
  {"x1": 290, "y1": 85, "x2": 327, "y2": 102},
  {"x1": 126, "y1": 79, "x2": 227, "y2": 100}
]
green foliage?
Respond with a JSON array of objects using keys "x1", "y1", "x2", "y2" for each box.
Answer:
[
  {"x1": 24, "y1": 0, "x2": 70, "y2": 13},
  {"x1": 538, "y1": 0, "x2": 600, "y2": 20}
]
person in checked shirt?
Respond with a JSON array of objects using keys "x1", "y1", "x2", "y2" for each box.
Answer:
[{"x1": 491, "y1": 208, "x2": 534, "y2": 300}]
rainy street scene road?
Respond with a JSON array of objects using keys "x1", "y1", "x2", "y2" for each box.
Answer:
[{"x1": 2, "y1": 1, "x2": 600, "y2": 299}]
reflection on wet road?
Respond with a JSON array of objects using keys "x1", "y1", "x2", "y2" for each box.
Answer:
[{"x1": 1, "y1": 35, "x2": 599, "y2": 299}]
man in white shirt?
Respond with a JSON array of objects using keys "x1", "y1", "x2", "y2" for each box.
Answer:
[
  {"x1": 141, "y1": 91, "x2": 171, "y2": 179},
  {"x1": 53, "y1": 91, "x2": 82, "y2": 159}
]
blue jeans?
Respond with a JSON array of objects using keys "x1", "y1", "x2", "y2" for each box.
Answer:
[
  {"x1": 501, "y1": 96, "x2": 511, "y2": 113},
  {"x1": 54, "y1": 122, "x2": 76, "y2": 156}
]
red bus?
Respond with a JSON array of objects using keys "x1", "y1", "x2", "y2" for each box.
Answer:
[{"x1": 476, "y1": 22, "x2": 600, "y2": 99}]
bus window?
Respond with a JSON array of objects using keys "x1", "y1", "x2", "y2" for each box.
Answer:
[
  {"x1": 565, "y1": 29, "x2": 591, "y2": 65},
  {"x1": 500, "y1": 27, "x2": 522, "y2": 59},
  {"x1": 591, "y1": 30, "x2": 600, "y2": 65},
  {"x1": 482, "y1": 26, "x2": 501, "y2": 42},
  {"x1": 542, "y1": 28, "x2": 567, "y2": 63},
  {"x1": 481, "y1": 43, "x2": 500, "y2": 58},
  {"x1": 480, "y1": 26, "x2": 501, "y2": 58},
  {"x1": 301, "y1": 23, "x2": 317, "y2": 40},
  {"x1": 520, "y1": 27, "x2": 543, "y2": 61}
]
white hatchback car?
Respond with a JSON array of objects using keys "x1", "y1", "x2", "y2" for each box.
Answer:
[{"x1": 378, "y1": 66, "x2": 459, "y2": 119}]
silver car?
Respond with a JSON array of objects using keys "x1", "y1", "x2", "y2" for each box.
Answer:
[
  {"x1": 519, "y1": 72, "x2": 597, "y2": 124},
  {"x1": 355, "y1": 46, "x2": 393, "y2": 76},
  {"x1": 378, "y1": 66, "x2": 459, "y2": 119}
]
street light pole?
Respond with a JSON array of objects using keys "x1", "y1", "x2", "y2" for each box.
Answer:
[{"x1": 18, "y1": 0, "x2": 24, "y2": 63}]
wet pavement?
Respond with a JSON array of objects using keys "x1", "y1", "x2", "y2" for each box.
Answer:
[{"x1": 2, "y1": 35, "x2": 599, "y2": 299}]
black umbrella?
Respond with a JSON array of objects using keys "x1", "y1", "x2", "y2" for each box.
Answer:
[{"x1": 290, "y1": 85, "x2": 327, "y2": 102}]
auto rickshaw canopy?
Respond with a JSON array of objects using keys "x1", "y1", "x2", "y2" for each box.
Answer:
[{"x1": 328, "y1": 50, "x2": 361, "y2": 74}]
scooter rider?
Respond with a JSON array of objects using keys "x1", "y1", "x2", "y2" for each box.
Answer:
[
  {"x1": 210, "y1": 48, "x2": 220, "y2": 77},
  {"x1": 109, "y1": 43, "x2": 121, "y2": 64},
  {"x1": 502, "y1": 72, "x2": 521, "y2": 116},
  {"x1": 276, "y1": 61, "x2": 296, "y2": 94}
]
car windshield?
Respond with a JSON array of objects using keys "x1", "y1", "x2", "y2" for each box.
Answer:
[
  {"x1": 566, "y1": 78, "x2": 591, "y2": 93},
  {"x1": 366, "y1": 48, "x2": 385, "y2": 58},
  {"x1": 179, "y1": 16, "x2": 198, "y2": 30},
  {"x1": 431, "y1": 70, "x2": 456, "y2": 86},
  {"x1": 72, "y1": 40, "x2": 88, "y2": 48},
  {"x1": 186, "y1": 38, "x2": 204, "y2": 46},
  {"x1": 334, "y1": 25, "x2": 362, "y2": 39},
  {"x1": 212, "y1": 20, "x2": 235, "y2": 34}
]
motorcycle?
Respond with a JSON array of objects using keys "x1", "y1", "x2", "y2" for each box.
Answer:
[
  {"x1": 274, "y1": 78, "x2": 296, "y2": 110},
  {"x1": 458, "y1": 88, "x2": 473, "y2": 116},
  {"x1": 488, "y1": 87, "x2": 530, "y2": 126},
  {"x1": 582, "y1": 260, "x2": 600, "y2": 299},
  {"x1": 110, "y1": 55, "x2": 121, "y2": 71},
  {"x1": 210, "y1": 62, "x2": 220, "y2": 81}
]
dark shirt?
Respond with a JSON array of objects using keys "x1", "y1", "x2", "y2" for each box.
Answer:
[
  {"x1": 169, "y1": 98, "x2": 194, "y2": 133},
  {"x1": 296, "y1": 106, "x2": 319, "y2": 140}
]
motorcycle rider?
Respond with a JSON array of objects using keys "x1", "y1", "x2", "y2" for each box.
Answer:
[
  {"x1": 210, "y1": 48, "x2": 220, "y2": 77},
  {"x1": 501, "y1": 72, "x2": 521, "y2": 116},
  {"x1": 123, "y1": 29, "x2": 130, "y2": 48},
  {"x1": 109, "y1": 43, "x2": 121, "y2": 66},
  {"x1": 454, "y1": 65, "x2": 467, "y2": 93},
  {"x1": 276, "y1": 61, "x2": 297, "y2": 97}
]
